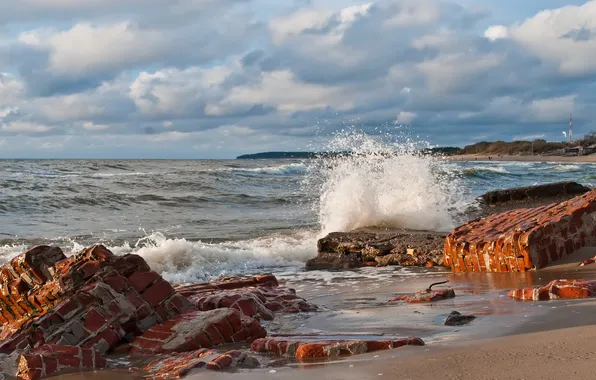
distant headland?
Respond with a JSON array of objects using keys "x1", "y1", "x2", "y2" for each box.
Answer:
[{"x1": 237, "y1": 134, "x2": 596, "y2": 160}]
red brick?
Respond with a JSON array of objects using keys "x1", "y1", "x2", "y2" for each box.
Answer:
[
  {"x1": 141, "y1": 280, "x2": 175, "y2": 307},
  {"x1": 128, "y1": 271, "x2": 161, "y2": 293}
]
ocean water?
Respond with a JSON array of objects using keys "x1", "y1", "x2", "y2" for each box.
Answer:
[{"x1": 1, "y1": 153, "x2": 596, "y2": 284}]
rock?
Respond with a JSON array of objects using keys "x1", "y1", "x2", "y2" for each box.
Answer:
[
  {"x1": 15, "y1": 344, "x2": 106, "y2": 380},
  {"x1": 251, "y1": 337, "x2": 424, "y2": 361},
  {"x1": 444, "y1": 190, "x2": 596, "y2": 272},
  {"x1": 142, "y1": 349, "x2": 260, "y2": 379},
  {"x1": 481, "y1": 181, "x2": 590, "y2": 205},
  {"x1": 175, "y1": 274, "x2": 317, "y2": 318},
  {"x1": 444, "y1": 311, "x2": 476, "y2": 326},
  {"x1": 508, "y1": 279, "x2": 596, "y2": 301},
  {"x1": 129, "y1": 309, "x2": 266, "y2": 355},
  {"x1": 388, "y1": 281, "x2": 455, "y2": 303},
  {"x1": 307, "y1": 231, "x2": 446, "y2": 270},
  {"x1": 0, "y1": 245, "x2": 194, "y2": 356}
]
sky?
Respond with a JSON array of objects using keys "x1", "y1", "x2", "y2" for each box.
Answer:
[{"x1": 0, "y1": 0, "x2": 594, "y2": 158}]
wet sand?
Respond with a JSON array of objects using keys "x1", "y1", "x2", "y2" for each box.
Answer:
[{"x1": 448, "y1": 154, "x2": 596, "y2": 163}]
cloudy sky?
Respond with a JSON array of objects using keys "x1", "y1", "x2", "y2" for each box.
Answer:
[{"x1": 0, "y1": 0, "x2": 593, "y2": 158}]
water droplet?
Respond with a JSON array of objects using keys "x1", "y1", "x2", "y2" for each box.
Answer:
[
  {"x1": 374, "y1": 355, "x2": 380, "y2": 358},
  {"x1": 270, "y1": 370, "x2": 277, "y2": 373},
  {"x1": 378, "y1": 373, "x2": 384, "y2": 376},
  {"x1": 349, "y1": 364, "x2": 354, "y2": 368}
]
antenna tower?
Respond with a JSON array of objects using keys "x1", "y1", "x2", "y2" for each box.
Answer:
[{"x1": 569, "y1": 114, "x2": 573, "y2": 143}]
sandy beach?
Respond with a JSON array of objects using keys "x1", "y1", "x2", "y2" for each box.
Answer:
[{"x1": 448, "y1": 154, "x2": 596, "y2": 163}]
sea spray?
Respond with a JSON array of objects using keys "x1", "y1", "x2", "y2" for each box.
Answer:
[{"x1": 303, "y1": 131, "x2": 466, "y2": 234}]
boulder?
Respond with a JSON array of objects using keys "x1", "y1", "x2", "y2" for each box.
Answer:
[
  {"x1": 307, "y1": 231, "x2": 445, "y2": 270},
  {"x1": 508, "y1": 279, "x2": 596, "y2": 301},
  {"x1": 444, "y1": 190, "x2": 596, "y2": 272},
  {"x1": 251, "y1": 337, "x2": 424, "y2": 361},
  {"x1": 481, "y1": 181, "x2": 590, "y2": 205},
  {"x1": 444, "y1": 311, "x2": 476, "y2": 326}
]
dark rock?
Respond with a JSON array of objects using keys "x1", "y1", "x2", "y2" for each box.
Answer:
[
  {"x1": 307, "y1": 230, "x2": 445, "y2": 270},
  {"x1": 444, "y1": 311, "x2": 476, "y2": 326},
  {"x1": 481, "y1": 181, "x2": 589, "y2": 206}
]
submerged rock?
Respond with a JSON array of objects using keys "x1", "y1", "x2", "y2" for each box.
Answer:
[
  {"x1": 251, "y1": 337, "x2": 424, "y2": 361},
  {"x1": 444, "y1": 311, "x2": 476, "y2": 326},
  {"x1": 142, "y1": 349, "x2": 260, "y2": 379},
  {"x1": 307, "y1": 231, "x2": 445, "y2": 270},
  {"x1": 388, "y1": 281, "x2": 455, "y2": 303},
  {"x1": 508, "y1": 279, "x2": 596, "y2": 301},
  {"x1": 445, "y1": 189, "x2": 596, "y2": 272}
]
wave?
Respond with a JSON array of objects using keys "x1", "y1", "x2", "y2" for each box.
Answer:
[
  {"x1": 303, "y1": 131, "x2": 468, "y2": 234},
  {"x1": 462, "y1": 166, "x2": 510, "y2": 178},
  {"x1": 221, "y1": 163, "x2": 307, "y2": 176},
  {"x1": 0, "y1": 231, "x2": 319, "y2": 284},
  {"x1": 543, "y1": 164, "x2": 582, "y2": 172}
]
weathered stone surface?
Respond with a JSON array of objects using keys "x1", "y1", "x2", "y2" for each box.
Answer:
[
  {"x1": 251, "y1": 337, "x2": 424, "y2": 361},
  {"x1": 16, "y1": 344, "x2": 106, "y2": 380},
  {"x1": 129, "y1": 308, "x2": 266, "y2": 355},
  {"x1": 389, "y1": 288, "x2": 455, "y2": 303},
  {"x1": 444, "y1": 311, "x2": 476, "y2": 326},
  {"x1": 508, "y1": 279, "x2": 596, "y2": 301},
  {"x1": 175, "y1": 274, "x2": 317, "y2": 318},
  {"x1": 143, "y1": 348, "x2": 260, "y2": 379},
  {"x1": 481, "y1": 181, "x2": 590, "y2": 205},
  {"x1": 308, "y1": 231, "x2": 445, "y2": 270},
  {"x1": 444, "y1": 190, "x2": 596, "y2": 272},
  {"x1": 0, "y1": 245, "x2": 194, "y2": 356}
]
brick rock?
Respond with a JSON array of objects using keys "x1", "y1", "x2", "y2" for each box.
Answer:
[
  {"x1": 129, "y1": 309, "x2": 266, "y2": 355},
  {"x1": 0, "y1": 245, "x2": 194, "y2": 357},
  {"x1": 444, "y1": 190, "x2": 596, "y2": 272},
  {"x1": 508, "y1": 279, "x2": 596, "y2": 301},
  {"x1": 251, "y1": 337, "x2": 424, "y2": 361},
  {"x1": 16, "y1": 344, "x2": 106, "y2": 380},
  {"x1": 143, "y1": 349, "x2": 260, "y2": 379},
  {"x1": 175, "y1": 274, "x2": 317, "y2": 318}
]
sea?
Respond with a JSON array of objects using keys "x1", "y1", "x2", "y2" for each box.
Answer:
[{"x1": 2, "y1": 148, "x2": 596, "y2": 286}]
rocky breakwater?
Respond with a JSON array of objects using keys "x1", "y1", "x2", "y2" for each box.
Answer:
[
  {"x1": 444, "y1": 189, "x2": 596, "y2": 272},
  {"x1": 307, "y1": 230, "x2": 446, "y2": 270}
]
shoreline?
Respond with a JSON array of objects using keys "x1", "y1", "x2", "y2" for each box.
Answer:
[{"x1": 447, "y1": 153, "x2": 596, "y2": 163}]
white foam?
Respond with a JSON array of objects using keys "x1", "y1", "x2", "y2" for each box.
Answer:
[
  {"x1": 304, "y1": 132, "x2": 466, "y2": 234},
  {"x1": 107, "y1": 231, "x2": 318, "y2": 284}
]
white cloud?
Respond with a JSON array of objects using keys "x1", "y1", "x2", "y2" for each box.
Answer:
[
  {"x1": 484, "y1": 25, "x2": 508, "y2": 41},
  {"x1": 395, "y1": 111, "x2": 417, "y2": 124},
  {"x1": 81, "y1": 121, "x2": 110, "y2": 130},
  {"x1": 417, "y1": 53, "x2": 504, "y2": 93},
  {"x1": 20, "y1": 22, "x2": 165, "y2": 76},
  {"x1": 1, "y1": 122, "x2": 53, "y2": 133},
  {"x1": 384, "y1": 0, "x2": 440, "y2": 27},
  {"x1": 208, "y1": 70, "x2": 354, "y2": 115},
  {"x1": 504, "y1": 1, "x2": 596, "y2": 75}
]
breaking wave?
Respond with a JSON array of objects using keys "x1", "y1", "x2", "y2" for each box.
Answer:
[{"x1": 304, "y1": 131, "x2": 467, "y2": 234}]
